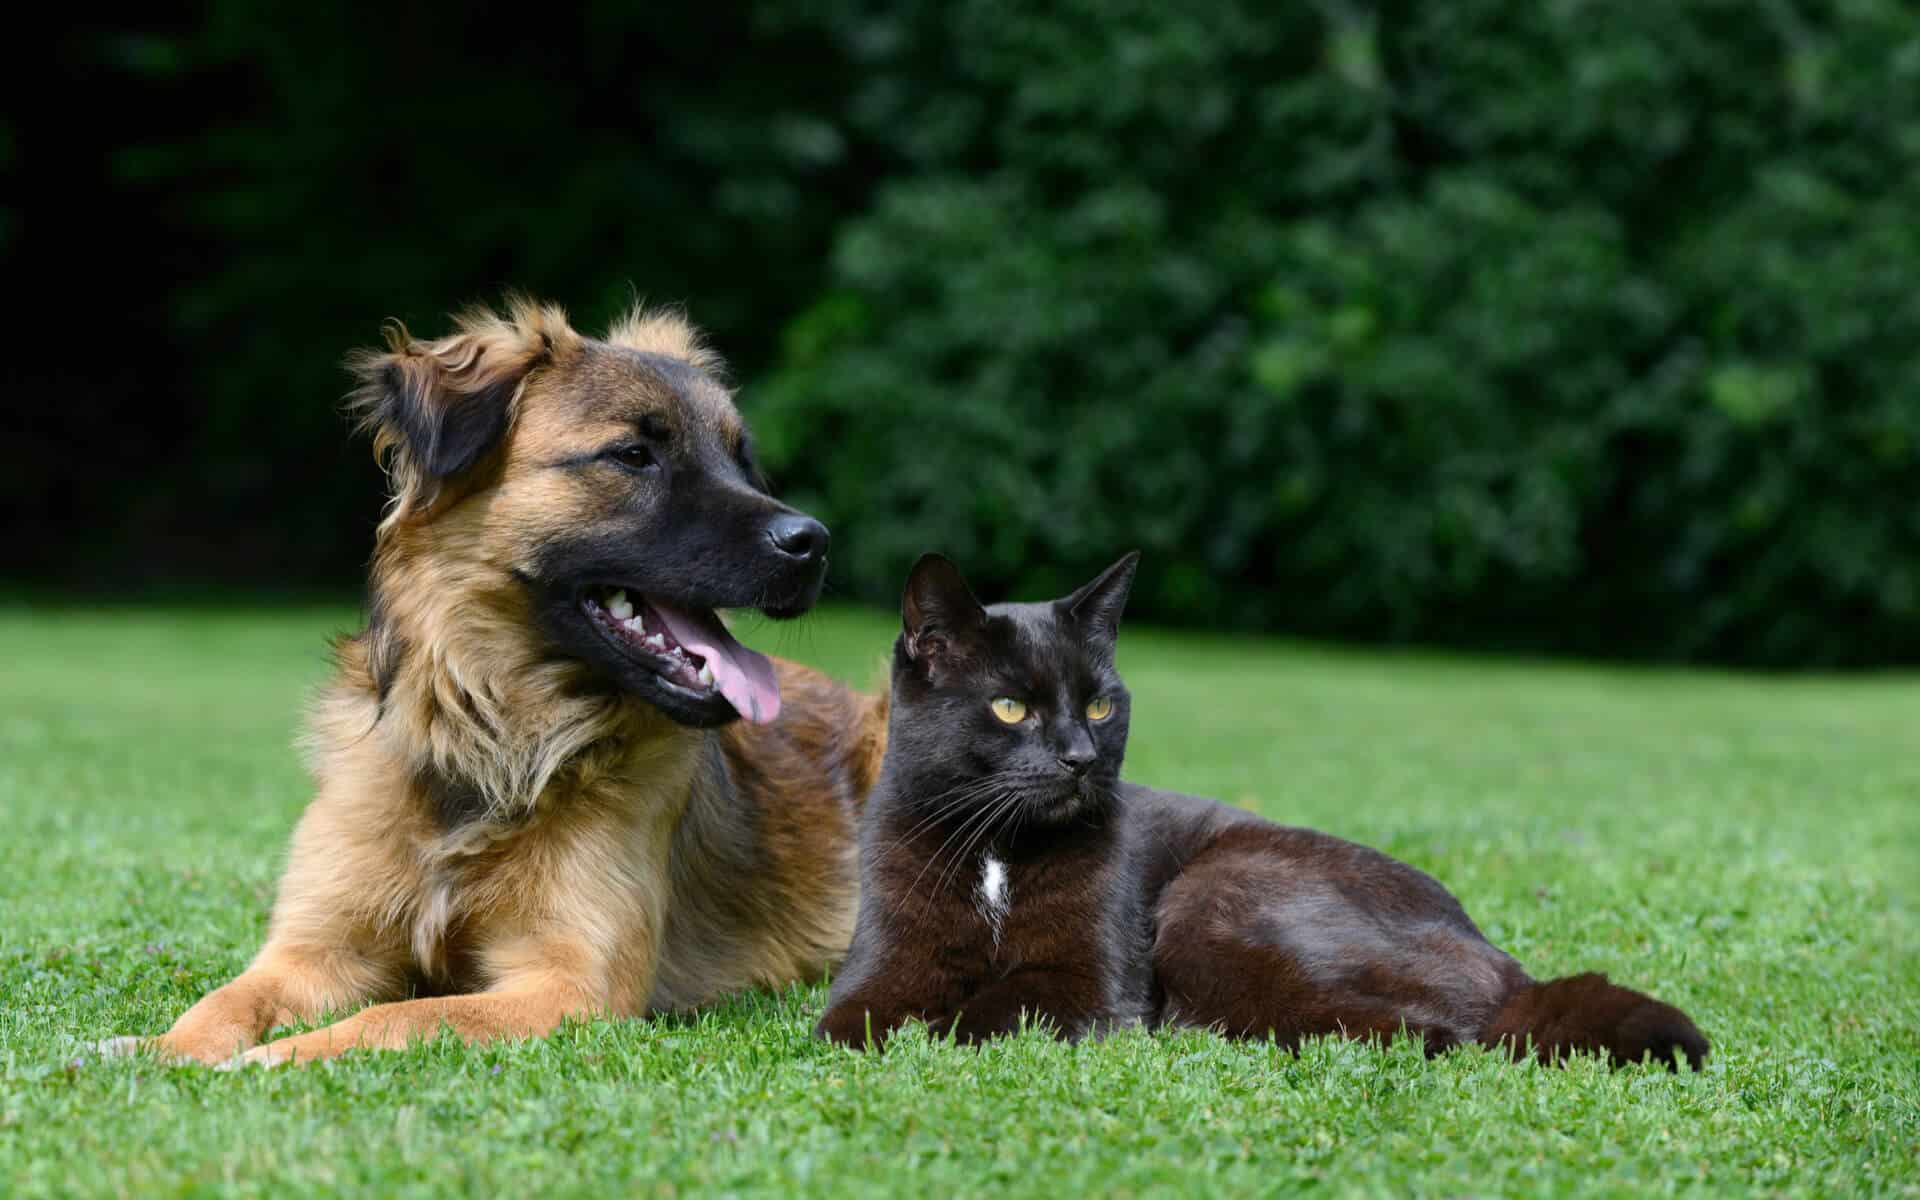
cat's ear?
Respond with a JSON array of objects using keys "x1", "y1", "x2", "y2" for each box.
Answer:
[
  {"x1": 1059, "y1": 551, "x2": 1140, "y2": 645},
  {"x1": 903, "y1": 553, "x2": 986, "y2": 666}
]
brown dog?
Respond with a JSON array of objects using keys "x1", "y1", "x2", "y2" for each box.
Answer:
[{"x1": 106, "y1": 297, "x2": 886, "y2": 1066}]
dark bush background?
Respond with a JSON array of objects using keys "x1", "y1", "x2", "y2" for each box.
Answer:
[{"x1": 7, "y1": 0, "x2": 1918, "y2": 666}]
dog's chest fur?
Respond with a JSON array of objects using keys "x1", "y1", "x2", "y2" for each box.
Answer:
[{"x1": 301, "y1": 646, "x2": 875, "y2": 1015}]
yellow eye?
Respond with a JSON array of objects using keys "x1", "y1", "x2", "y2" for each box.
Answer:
[
  {"x1": 990, "y1": 697, "x2": 1028, "y2": 724},
  {"x1": 1086, "y1": 696, "x2": 1114, "y2": 722}
]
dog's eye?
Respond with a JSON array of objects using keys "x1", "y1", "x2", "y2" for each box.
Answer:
[{"x1": 609, "y1": 443, "x2": 659, "y2": 472}]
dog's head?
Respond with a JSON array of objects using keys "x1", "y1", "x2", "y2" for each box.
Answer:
[{"x1": 349, "y1": 297, "x2": 826, "y2": 729}]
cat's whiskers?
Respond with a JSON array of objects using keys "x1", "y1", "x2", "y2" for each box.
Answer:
[
  {"x1": 924, "y1": 786, "x2": 1031, "y2": 921},
  {"x1": 902, "y1": 786, "x2": 1016, "y2": 908},
  {"x1": 906, "y1": 781, "x2": 1035, "y2": 916},
  {"x1": 865, "y1": 771, "x2": 1024, "y2": 871},
  {"x1": 936, "y1": 791, "x2": 1029, "y2": 913}
]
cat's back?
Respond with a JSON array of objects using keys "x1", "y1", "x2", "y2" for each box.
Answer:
[
  {"x1": 1121, "y1": 782, "x2": 1486, "y2": 935},
  {"x1": 1118, "y1": 783, "x2": 1259, "y2": 899},
  {"x1": 1121, "y1": 782, "x2": 1253, "y2": 841}
]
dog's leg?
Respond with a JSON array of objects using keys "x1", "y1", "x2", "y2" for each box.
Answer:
[
  {"x1": 99, "y1": 782, "x2": 418, "y2": 1064},
  {"x1": 234, "y1": 928, "x2": 625, "y2": 1067},
  {"x1": 100, "y1": 940, "x2": 402, "y2": 1065},
  {"x1": 232, "y1": 984, "x2": 593, "y2": 1067},
  {"x1": 236, "y1": 825, "x2": 667, "y2": 1066}
]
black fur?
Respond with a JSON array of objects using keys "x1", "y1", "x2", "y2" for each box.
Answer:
[
  {"x1": 363, "y1": 581, "x2": 406, "y2": 712},
  {"x1": 378, "y1": 362, "x2": 516, "y2": 479},
  {"x1": 818, "y1": 553, "x2": 1150, "y2": 1046},
  {"x1": 818, "y1": 555, "x2": 1709, "y2": 1070},
  {"x1": 417, "y1": 764, "x2": 490, "y2": 830}
]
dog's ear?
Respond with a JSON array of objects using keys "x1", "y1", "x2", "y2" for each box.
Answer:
[
  {"x1": 902, "y1": 553, "x2": 987, "y2": 670},
  {"x1": 347, "y1": 296, "x2": 579, "y2": 515},
  {"x1": 1057, "y1": 551, "x2": 1139, "y2": 648}
]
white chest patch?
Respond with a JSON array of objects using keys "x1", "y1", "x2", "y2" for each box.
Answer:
[{"x1": 976, "y1": 854, "x2": 1011, "y2": 942}]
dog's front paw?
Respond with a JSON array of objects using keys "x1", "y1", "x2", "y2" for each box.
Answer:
[
  {"x1": 221, "y1": 1039, "x2": 305, "y2": 1069},
  {"x1": 223, "y1": 1024, "x2": 368, "y2": 1068},
  {"x1": 93, "y1": 1035, "x2": 151, "y2": 1059},
  {"x1": 96, "y1": 1033, "x2": 252, "y2": 1068}
]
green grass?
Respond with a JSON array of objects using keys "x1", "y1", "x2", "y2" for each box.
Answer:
[{"x1": 2, "y1": 600, "x2": 1916, "y2": 1198}]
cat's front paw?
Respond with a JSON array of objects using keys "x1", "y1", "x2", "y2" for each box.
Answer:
[
  {"x1": 813, "y1": 1006, "x2": 892, "y2": 1051},
  {"x1": 938, "y1": 1007, "x2": 1028, "y2": 1046},
  {"x1": 946, "y1": 1021, "x2": 1009, "y2": 1047}
]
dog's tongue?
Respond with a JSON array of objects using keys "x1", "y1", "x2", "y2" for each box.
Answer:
[{"x1": 650, "y1": 603, "x2": 781, "y2": 725}]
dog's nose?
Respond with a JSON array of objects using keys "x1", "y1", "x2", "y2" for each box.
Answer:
[{"x1": 767, "y1": 514, "x2": 830, "y2": 564}]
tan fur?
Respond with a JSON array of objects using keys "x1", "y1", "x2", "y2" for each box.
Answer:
[
  {"x1": 604, "y1": 304, "x2": 721, "y2": 372},
  {"x1": 123, "y1": 300, "x2": 886, "y2": 1066}
]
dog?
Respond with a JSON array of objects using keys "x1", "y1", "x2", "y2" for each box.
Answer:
[{"x1": 105, "y1": 297, "x2": 887, "y2": 1066}]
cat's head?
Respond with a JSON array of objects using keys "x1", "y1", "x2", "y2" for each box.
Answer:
[{"x1": 886, "y1": 551, "x2": 1140, "y2": 824}]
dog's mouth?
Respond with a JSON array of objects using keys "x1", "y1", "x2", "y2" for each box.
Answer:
[{"x1": 582, "y1": 586, "x2": 781, "y2": 724}]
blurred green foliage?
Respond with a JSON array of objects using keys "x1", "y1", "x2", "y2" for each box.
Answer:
[
  {"x1": 11, "y1": 0, "x2": 1919, "y2": 664},
  {"x1": 756, "y1": 0, "x2": 1920, "y2": 665}
]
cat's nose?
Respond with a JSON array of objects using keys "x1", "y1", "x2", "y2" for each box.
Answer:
[{"x1": 1057, "y1": 748, "x2": 1096, "y2": 777}]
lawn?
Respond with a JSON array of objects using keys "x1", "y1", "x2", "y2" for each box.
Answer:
[{"x1": 2, "y1": 600, "x2": 1916, "y2": 1197}]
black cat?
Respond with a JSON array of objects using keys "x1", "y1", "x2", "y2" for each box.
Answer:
[{"x1": 814, "y1": 553, "x2": 1709, "y2": 1069}]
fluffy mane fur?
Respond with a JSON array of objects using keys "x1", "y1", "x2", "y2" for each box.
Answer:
[
  {"x1": 119, "y1": 294, "x2": 881, "y2": 1070},
  {"x1": 605, "y1": 304, "x2": 722, "y2": 374},
  {"x1": 329, "y1": 299, "x2": 753, "y2": 824},
  {"x1": 346, "y1": 295, "x2": 581, "y2": 525}
]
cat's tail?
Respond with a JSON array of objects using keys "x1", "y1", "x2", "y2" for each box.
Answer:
[{"x1": 1481, "y1": 972, "x2": 1708, "y2": 1071}]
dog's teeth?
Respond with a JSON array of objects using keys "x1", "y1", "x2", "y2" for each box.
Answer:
[
  {"x1": 644, "y1": 634, "x2": 666, "y2": 652},
  {"x1": 608, "y1": 591, "x2": 633, "y2": 621},
  {"x1": 697, "y1": 664, "x2": 715, "y2": 688}
]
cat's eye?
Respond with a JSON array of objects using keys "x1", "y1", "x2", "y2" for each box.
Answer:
[
  {"x1": 990, "y1": 697, "x2": 1028, "y2": 725},
  {"x1": 1086, "y1": 697, "x2": 1114, "y2": 722}
]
